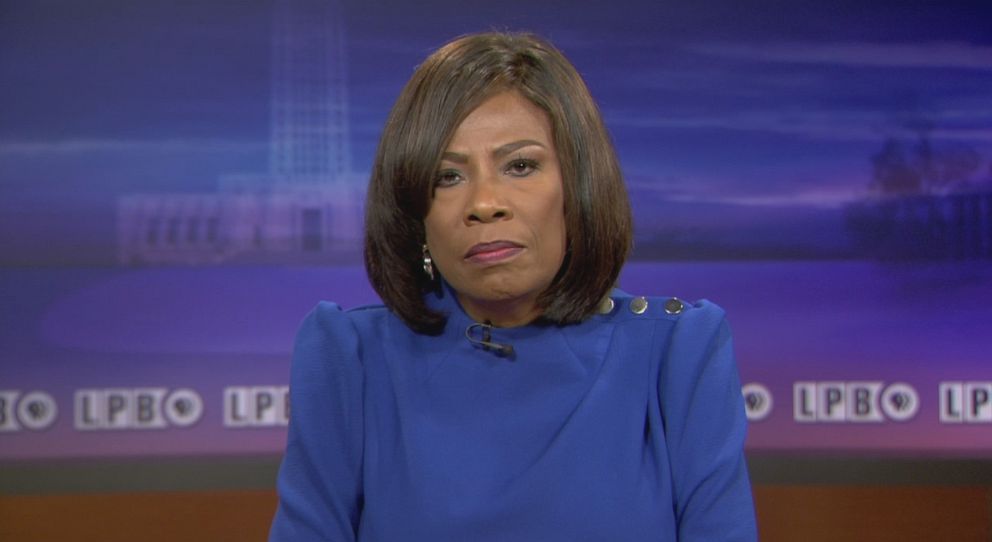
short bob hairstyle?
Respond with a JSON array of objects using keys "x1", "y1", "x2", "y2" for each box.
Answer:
[{"x1": 365, "y1": 32, "x2": 632, "y2": 335}]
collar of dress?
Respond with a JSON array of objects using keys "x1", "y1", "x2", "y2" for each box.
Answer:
[{"x1": 421, "y1": 281, "x2": 618, "y2": 365}]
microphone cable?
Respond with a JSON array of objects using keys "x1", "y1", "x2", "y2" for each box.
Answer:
[{"x1": 464, "y1": 321, "x2": 515, "y2": 358}]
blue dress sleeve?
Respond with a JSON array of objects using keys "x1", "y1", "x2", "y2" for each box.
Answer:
[
  {"x1": 658, "y1": 300, "x2": 757, "y2": 541},
  {"x1": 270, "y1": 302, "x2": 365, "y2": 542}
]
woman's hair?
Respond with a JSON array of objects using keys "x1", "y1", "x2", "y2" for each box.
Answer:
[{"x1": 364, "y1": 31, "x2": 632, "y2": 334}]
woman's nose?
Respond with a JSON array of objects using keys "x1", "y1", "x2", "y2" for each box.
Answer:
[{"x1": 465, "y1": 173, "x2": 512, "y2": 224}]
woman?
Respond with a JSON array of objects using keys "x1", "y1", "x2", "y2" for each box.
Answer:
[{"x1": 270, "y1": 32, "x2": 756, "y2": 541}]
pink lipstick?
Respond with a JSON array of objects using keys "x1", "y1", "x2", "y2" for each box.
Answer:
[{"x1": 464, "y1": 241, "x2": 524, "y2": 264}]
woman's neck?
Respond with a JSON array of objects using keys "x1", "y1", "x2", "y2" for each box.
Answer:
[{"x1": 456, "y1": 293, "x2": 542, "y2": 328}]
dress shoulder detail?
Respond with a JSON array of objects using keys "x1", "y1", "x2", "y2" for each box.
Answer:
[{"x1": 601, "y1": 290, "x2": 726, "y2": 324}]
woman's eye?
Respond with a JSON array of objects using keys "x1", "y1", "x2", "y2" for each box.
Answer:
[
  {"x1": 505, "y1": 158, "x2": 538, "y2": 177},
  {"x1": 434, "y1": 170, "x2": 463, "y2": 187}
]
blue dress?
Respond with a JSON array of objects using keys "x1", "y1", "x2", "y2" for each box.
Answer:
[{"x1": 270, "y1": 286, "x2": 756, "y2": 541}]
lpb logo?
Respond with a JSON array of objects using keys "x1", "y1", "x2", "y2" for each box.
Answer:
[
  {"x1": 793, "y1": 381, "x2": 919, "y2": 422},
  {"x1": 0, "y1": 390, "x2": 58, "y2": 431},
  {"x1": 741, "y1": 383, "x2": 773, "y2": 421}
]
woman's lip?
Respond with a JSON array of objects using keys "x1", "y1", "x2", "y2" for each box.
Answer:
[{"x1": 464, "y1": 241, "x2": 524, "y2": 263}]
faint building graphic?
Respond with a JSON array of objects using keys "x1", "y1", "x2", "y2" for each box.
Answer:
[
  {"x1": 846, "y1": 124, "x2": 992, "y2": 260},
  {"x1": 118, "y1": 0, "x2": 362, "y2": 266},
  {"x1": 270, "y1": 0, "x2": 350, "y2": 181},
  {"x1": 847, "y1": 192, "x2": 992, "y2": 260}
]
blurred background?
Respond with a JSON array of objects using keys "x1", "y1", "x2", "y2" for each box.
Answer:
[{"x1": 2, "y1": 0, "x2": 991, "y2": 539}]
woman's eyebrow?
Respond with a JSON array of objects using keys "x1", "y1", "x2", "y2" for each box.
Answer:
[
  {"x1": 441, "y1": 139, "x2": 547, "y2": 165},
  {"x1": 493, "y1": 139, "x2": 545, "y2": 158},
  {"x1": 441, "y1": 151, "x2": 469, "y2": 164}
]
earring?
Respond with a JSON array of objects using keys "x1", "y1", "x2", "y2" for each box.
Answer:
[{"x1": 422, "y1": 244, "x2": 435, "y2": 282}]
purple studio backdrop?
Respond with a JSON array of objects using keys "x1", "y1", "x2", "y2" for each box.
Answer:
[{"x1": 1, "y1": 0, "x2": 991, "y2": 460}]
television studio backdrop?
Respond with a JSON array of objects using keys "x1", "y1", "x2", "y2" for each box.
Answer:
[{"x1": 2, "y1": 0, "x2": 991, "y2": 539}]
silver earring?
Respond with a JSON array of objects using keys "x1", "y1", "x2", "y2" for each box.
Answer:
[{"x1": 422, "y1": 244, "x2": 435, "y2": 281}]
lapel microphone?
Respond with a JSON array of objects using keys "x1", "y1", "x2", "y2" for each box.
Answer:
[{"x1": 464, "y1": 321, "x2": 516, "y2": 358}]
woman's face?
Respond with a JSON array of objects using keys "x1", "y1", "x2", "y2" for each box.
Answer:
[{"x1": 424, "y1": 90, "x2": 566, "y2": 326}]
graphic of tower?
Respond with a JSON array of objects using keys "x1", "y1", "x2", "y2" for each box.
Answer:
[
  {"x1": 118, "y1": 0, "x2": 363, "y2": 265},
  {"x1": 270, "y1": 0, "x2": 351, "y2": 182}
]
